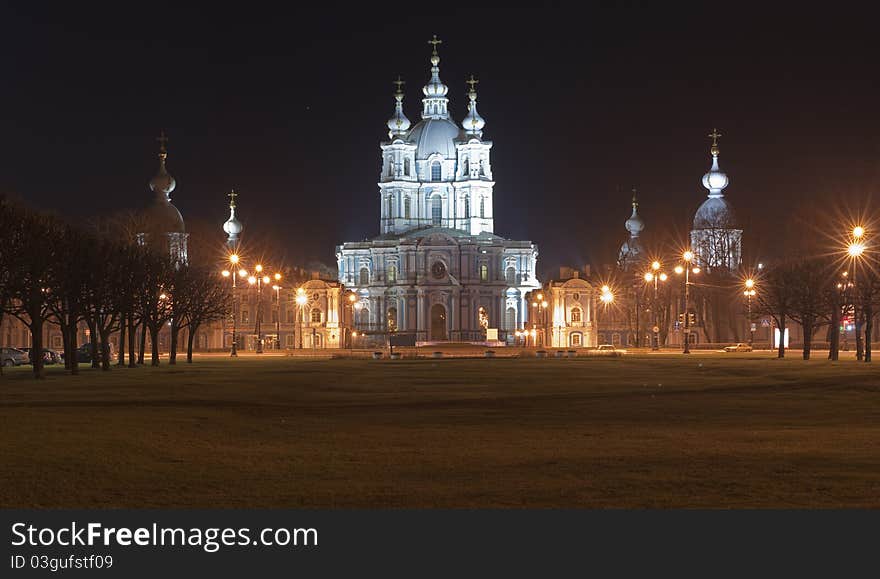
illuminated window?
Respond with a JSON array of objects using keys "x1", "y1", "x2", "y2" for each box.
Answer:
[
  {"x1": 388, "y1": 265, "x2": 397, "y2": 283},
  {"x1": 241, "y1": 310, "x2": 249, "y2": 324},
  {"x1": 431, "y1": 196, "x2": 442, "y2": 226},
  {"x1": 431, "y1": 161, "x2": 441, "y2": 181},
  {"x1": 387, "y1": 307, "x2": 398, "y2": 332},
  {"x1": 359, "y1": 267, "x2": 370, "y2": 286},
  {"x1": 311, "y1": 308, "x2": 322, "y2": 323},
  {"x1": 480, "y1": 264, "x2": 488, "y2": 281},
  {"x1": 571, "y1": 308, "x2": 582, "y2": 323}
]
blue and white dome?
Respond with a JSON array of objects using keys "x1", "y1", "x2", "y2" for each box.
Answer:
[{"x1": 407, "y1": 118, "x2": 461, "y2": 159}]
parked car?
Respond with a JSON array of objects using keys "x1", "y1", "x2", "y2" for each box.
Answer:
[
  {"x1": 19, "y1": 348, "x2": 62, "y2": 365},
  {"x1": 1, "y1": 347, "x2": 30, "y2": 367},
  {"x1": 723, "y1": 343, "x2": 753, "y2": 352},
  {"x1": 76, "y1": 344, "x2": 94, "y2": 363},
  {"x1": 593, "y1": 344, "x2": 624, "y2": 357}
]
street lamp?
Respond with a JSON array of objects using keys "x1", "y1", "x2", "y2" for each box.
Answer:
[
  {"x1": 644, "y1": 261, "x2": 668, "y2": 351},
  {"x1": 296, "y1": 288, "x2": 308, "y2": 349},
  {"x1": 531, "y1": 293, "x2": 549, "y2": 347},
  {"x1": 848, "y1": 226, "x2": 867, "y2": 360},
  {"x1": 677, "y1": 250, "x2": 699, "y2": 354},
  {"x1": 222, "y1": 253, "x2": 240, "y2": 357},
  {"x1": 272, "y1": 283, "x2": 282, "y2": 349},
  {"x1": 743, "y1": 278, "x2": 756, "y2": 346}
]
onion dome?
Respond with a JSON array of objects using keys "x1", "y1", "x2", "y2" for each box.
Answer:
[
  {"x1": 701, "y1": 128, "x2": 729, "y2": 196},
  {"x1": 462, "y1": 75, "x2": 486, "y2": 139},
  {"x1": 223, "y1": 190, "x2": 243, "y2": 246},
  {"x1": 625, "y1": 189, "x2": 645, "y2": 236},
  {"x1": 149, "y1": 131, "x2": 176, "y2": 200},
  {"x1": 694, "y1": 128, "x2": 736, "y2": 229},
  {"x1": 387, "y1": 77, "x2": 411, "y2": 140},
  {"x1": 144, "y1": 132, "x2": 185, "y2": 233},
  {"x1": 422, "y1": 35, "x2": 450, "y2": 119}
]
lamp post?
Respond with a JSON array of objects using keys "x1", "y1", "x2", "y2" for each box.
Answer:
[
  {"x1": 531, "y1": 293, "x2": 549, "y2": 347},
  {"x1": 744, "y1": 278, "x2": 756, "y2": 346},
  {"x1": 676, "y1": 251, "x2": 699, "y2": 354},
  {"x1": 345, "y1": 292, "x2": 357, "y2": 349},
  {"x1": 644, "y1": 261, "x2": 667, "y2": 351},
  {"x1": 272, "y1": 283, "x2": 282, "y2": 350},
  {"x1": 598, "y1": 285, "x2": 614, "y2": 345},
  {"x1": 296, "y1": 288, "x2": 308, "y2": 349},
  {"x1": 848, "y1": 227, "x2": 866, "y2": 361},
  {"x1": 221, "y1": 253, "x2": 241, "y2": 357}
]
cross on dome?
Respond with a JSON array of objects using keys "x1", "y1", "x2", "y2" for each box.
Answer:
[{"x1": 428, "y1": 34, "x2": 442, "y2": 55}]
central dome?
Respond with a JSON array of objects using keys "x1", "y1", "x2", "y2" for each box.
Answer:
[
  {"x1": 693, "y1": 196, "x2": 736, "y2": 229},
  {"x1": 407, "y1": 118, "x2": 461, "y2": 159}
]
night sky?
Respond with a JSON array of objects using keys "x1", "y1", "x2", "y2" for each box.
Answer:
[{"x1": 2, "y1": 3, "x2": 878, "y2": 277}]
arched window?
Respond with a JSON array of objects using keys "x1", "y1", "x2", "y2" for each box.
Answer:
[
  {"x1": 570, "y1": 333, "x2": 582, "y2": 347},
  {"x1": 479, "y1": 159, "x2": 486, "y2": 176},
  {"x1": 431, "y1": 196, "x2": 442, "y2": 226},
  {"x1": 571, "y1": 307, "x2": 582, "y2": 323},
  {"x1": 311, "y1": 308, "x2": 322, "y2": 323},
  {"x1": 505, "y1": 307, "x2": 516, "y2": 330},
  {"x1": 404, "y1": 197, "x2": 411, "y2": 219},
  {"x1": 479, "y1": 264, "x2": 488, "y2": 281},
  {"x1": 286, "y1": 309, "x2": 295, "y2": 323},
  {"x1": 387, "y1": 265, "x2": 397, "y2": 284},
  {"x1": 404, "y1": 158, "x2": 411, "y2": 176},
  {"x1": 387, "y1": 307, "x2": 398, "y2": 332},
  {"x1": 464, "y1": 196, "x2": 470, "y2": 218},
  {"x1": 386, "y1": 196, "x2": 393, "y2": 219},
  {"x1": 462, "y1": 158, "x2": 469, "y2": 176},
  {"x1": 505, "y1": 266, "x2": 516, "y2": 285},
  {"x1": 480, "y1": 197, "x2": 486, "y2": 218},
  {"x1": 357, "y1": 307, "x2": 370, "y2": 327},
  {"x1": 359, "y1": 267, "x2": 370, "y2": 286},
  {"x1": 431, "y1": 161, "x2": 441, "y2": 181}
]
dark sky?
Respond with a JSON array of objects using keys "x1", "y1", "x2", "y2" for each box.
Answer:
[{"x1": 2, "y1": 3, "x2": 879, "y2": 276}]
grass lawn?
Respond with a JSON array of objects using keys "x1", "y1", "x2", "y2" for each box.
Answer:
[{"x1": 1, "y1": 353, "x2": 879, "y2": 508}]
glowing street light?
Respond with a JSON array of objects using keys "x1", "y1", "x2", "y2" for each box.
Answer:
[
  {"x1": 678, "y1": 250, "x2": 699, "y2": 354},
  {"x1": 846, "y1": 226, "x2": 868, "y2": 361},
  {"x1": 296, "y1": 288, "x2": 308, "y2": 349},
  {"x1": 221, "y1": 270, "x2": 230, "y2": 277},
  {"x1": 644, "y1": 261, "x2": 668, "y2": 350},
  {"x1": 743, "y1": 278, "x2": 757, "y2": 346},
  {"x1": 853, "y1": 226, "x2": 865, "y2": 239},
  {"x1": 230, "y1": 253, "x2": 240, "y2": 265}
]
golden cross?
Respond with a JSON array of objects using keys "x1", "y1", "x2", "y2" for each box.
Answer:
[
  {"x1": 228, "y1": 190, "x2": 237, "y2": 206},
  {"x1": 156, "y1": 130, "x2": 169, "y2": 152},
  {"x1": 708, "y1": 128, "x2": 722, "y2": 146},
  {"x1": 466, "y1": 75, "x2": 479, "y2": 92},
  {"x1": 393, "y1": 76, "x2": 405, "y2": 93},
  {"x1": 428, "y1": 34, "x2": 442, "y2": 54}
]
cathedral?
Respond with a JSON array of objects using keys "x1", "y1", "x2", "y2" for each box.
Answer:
[{"x1": 336, "y1": 38, "x2": 541, "y2": 343}]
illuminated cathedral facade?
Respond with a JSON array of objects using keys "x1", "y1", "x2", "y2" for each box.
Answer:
[{"x1": 336, "y1": 38, "x2": 541, "y2": 343}]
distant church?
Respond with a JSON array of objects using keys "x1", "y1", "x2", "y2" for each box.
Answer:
[{"x1": 336, "y1": 37, "x2": 541, "y2": 343}]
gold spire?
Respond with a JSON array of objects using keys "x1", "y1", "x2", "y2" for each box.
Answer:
[
  {"x1": 228, "y1": 189, "x2": 237, "y2": 209},
  {"x1": 156, "y1": 130, "x2": 169, "y2": 159},
  {"x1": 428, "y1": 34, "x2": 442, "y2": 56},
  {"x1": 466, "y1": 74, "x2": 479, "y2": 95},
  {"x1": 708, "y1": 127, "x2": 722, "y2": 156}
]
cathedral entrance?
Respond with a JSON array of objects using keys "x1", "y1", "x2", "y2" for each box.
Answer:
[{"x1": 430, "y1": 304, "x2": 447, "y2": 341}]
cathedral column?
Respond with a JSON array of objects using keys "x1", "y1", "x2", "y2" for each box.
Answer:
[{"x1": 417, "y1": 289, "x2": 426, "y2": 339}]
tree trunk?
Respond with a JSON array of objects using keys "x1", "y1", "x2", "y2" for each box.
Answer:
[
  {"x1": 864, "y1": 303, "x2": 873, "y2": 363},
  {"x1": 829, "y1": 299, "x2": 840, "y2": 361},
  {"x1": 777, "y1": 314, "x2": 786, "y2": 359},
  {"x1": 117, "y1": 317, "x2": 126, "y2": 366},
  {"x1": 99, "y1": 326, "x2": 112, "y2": 371},
  {"x1": 169, "y1": 321, "x2": 180, "y2": 365},
  {"x1": 88, "y1": 316, "x2": 99, "y2": 369},
  {"x1": 138, "y1": 322, "x2": 146, "y2": 364},
  {"x1": 128, "y1": 315, "x2": 137, "y2": 368},
  {"x1": 187, "y1": 323, "x2": 199, "y2": 363},
  {"x1": 150, "y1": 326, "x2": 160, "y2": 366},
  {"x1": 30, "y1": 315, "x2": 45, "y2": 379},
  {"x1": 802, "y1": 319, "x2": 812, "y2": 360},
  {"x1": 67, "y1": 321, "x2": 79, "y2": 375}
]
